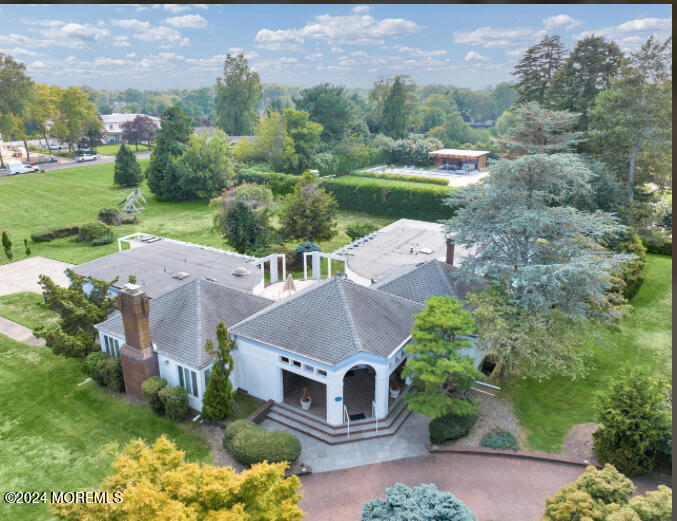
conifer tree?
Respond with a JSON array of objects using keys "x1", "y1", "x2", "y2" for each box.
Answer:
[
  {"x1": 2, "y1": 230, "x2": 12, "y2": 260},
  {"x1": 113, "y1": 143, "x2": 142, "y2": 187},
  {"x1": 513, "y1": 34, "x2": 566, "y2": 105},
  {"x1": 201, "y1": 320, "x2": 235, "y2": 421}
]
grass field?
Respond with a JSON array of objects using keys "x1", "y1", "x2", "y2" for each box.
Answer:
[
  {"x1": 502, "y1": 253, "x2": 673, "y2": 453},
  {"x1": 95, "y1": 143, "x2": 150, "y2": 156},
  {"x1": 0, "y1": 161, "x2": 395, "y2": 268},
  {"x1": 0, "y1": 292, "x2": 58, "y2": 330},
  {"x1": 0, "y1": 334, "x2": 211, "y2": 521}
]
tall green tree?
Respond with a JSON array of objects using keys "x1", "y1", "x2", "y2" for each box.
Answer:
[
  {"x1": 402, "y1": 296, "x2": 482, "y2": 418},
  {"x1": 113, "y1": 143, "x2": 142, "y2": 187},
  {"x1": 215, "y1": 53, "x2": 262, "y2": 135},
  {"x1": 496, "y1": 102, "x2": 584, "y2": 157},
  {"x1": 172, "y1": 128, "x2": 235, "y2": 199},
  {"x1": 52, "y1": 86, "x2": 101, "y2": 153},
  {"x1": 490, "y1": 82, "x2": 516, "y2": 119},
  {"x1": 279, "y1": 172, "x2": 338, "y2": 242},
  {"x1": 212, "y1": 183, "x2": 274, "y2": 253},
  {"x1": 0, "y1": 53, "x2": 34, "y2": 168},
  {"x1": 593, "y1": 366, "x2": 671, "y2": 475},
  {"x1": 202, "y1": 320, "x2": 236, "y2": 421},
  {"x1": 443, "y1": 99, "x2": 472, "y2": 146},
  {"x1": 588, "y1": 35, "x2": 672, "y2": 200},
  {"x1": 446, "y1": 153, "x2": 632, "y2": 324},
  {"x1": 282, "y1": 108, "x2": 323, "y2": 173},
  {"x1": 146, "y1": 105, "x2": 193, "y2": 200},
  {"x1": 29, "y1": 83, "x2": 59, "y2": 156},
  {"x1": 2, "y1": 230, "x2": 12, "y2": 260},
  {"x1": 368, "y1": 75, "x2": 416, "y2": 138},
  {"x1": 248, "y1": 110, "x2": 295, "y2": 172},
  {"x1": 295, "y1": 83, "x2": 362, "y2": 143},
  {"x1": 34, "y1": 270, "x2": 118, "y2": 358},
  {"x1": 512, "y1": 34, "x2": 566, "y2": 105},
  {"x1": 546, "y1": 35, "x2": 623, "y2": 128}
]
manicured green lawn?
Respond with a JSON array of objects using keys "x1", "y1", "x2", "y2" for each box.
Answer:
[
  {"x1": 0, "y1": 334, "x2": 211, "y2": 521},
  {"x1": 502, "y1": 254, "x2": 673, "y2": 453},
  {"x1": 232, "y1": 392, "x2": 264, "y2": 421},
  {"x1": 95, "y1": 143, "x2": 150, "y2": 156},
  {"x1": 0, "y1": 292, "x2": 58, "y2": 330},
  {"x1": 336, "y1": 174, "x2": 450, "y2": 191},
  {"x1": 0, "y1": 161, "x2": 395, "y2": 268}
]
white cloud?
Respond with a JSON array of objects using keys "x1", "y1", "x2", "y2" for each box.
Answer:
[
  {"x1": 453, "y1": 26, "x2": 546, "y2": 48},
  {"x1": 164, "y1": 14, "x2": 207, "y2": 28},
  {"x1": 125, "y1": 52, "x2": 137, "y2": 58},
  {"x1": 0, "y1": 47, "x2": 42, "y2": 57},
  {"x1": 393, "y1": 45, "x2": 447, "y2": 57},
  {"x1": 255, "y1": 12, "x2": 419, "y2": 50},
  {"x1": 505, "y1": 47, "x2": 527, "y2": 59},
  {"x1": 191, "y1": 4, "x2": 208, "y2": 8},
  {"x1": 330, "y1": 46, "x2": 345, "y2": 53},
  {"x1": 542, "y1": 14, "x2": 582, "y2": 31},
  {"x1": 30, "y1": 60, "x2": 46, "y2": 68},
  {"x1": 465, "y1": 50, "x2": 488, "y2": 62},
  {"x1": 112, "y1": 18, "x2": 190, "y2": 47},
  {"x1": 112, "y1": 36, "x2": 130, "y2": 47},
  {"x1": 41, "y1": 21, "x2": 110, "y2": 44},
  {"x1": 163, "y1": 4, "x2": 190, "y2": 13},
  {"x1": 574, "y1": 17, "x2": 672, "y2": 51},
  {"x1": 351, "y1": 5, "x2": 371, "y2": 14}
]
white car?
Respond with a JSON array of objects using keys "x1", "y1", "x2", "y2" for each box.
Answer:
[
  {"x1": 48, "y1": 144, "x2": 63, "y2": 151},
  {"x1": 76, "y1": 154, "x2": 97, "y2": 162},
  {"x1": 7, "y1": 162, "x2": 41, "y2": 175}
]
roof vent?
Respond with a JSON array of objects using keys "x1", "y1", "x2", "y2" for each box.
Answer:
[
  {"x1": 205, "y1": 277, "x2": 216, "y2": 282},
  {"x1": 418, "y1": 247, "x2": 433, "y2": 255},
  {"x1": 172, "y1": 271, "x2": 191, "y2": 280},
  {"x1": 232, "y1": 266, "x2": 250, "y2": 277}
]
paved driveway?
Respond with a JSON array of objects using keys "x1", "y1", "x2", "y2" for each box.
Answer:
[
  {"x1": 0, "y1": 256, "x2": 73, "y2": 296},
  {"x1": 298, "y1": 452, "x2": 664, "y2": 521}
]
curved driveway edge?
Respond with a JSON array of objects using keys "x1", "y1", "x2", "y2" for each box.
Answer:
[
  {"x1": 298, "y1": 452, "x2": 664, "y2": 521},
  {"x1": 428, "y1": 443, "x2": 599, "y2": 467}
]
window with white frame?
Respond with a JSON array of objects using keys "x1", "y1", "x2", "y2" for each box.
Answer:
[
  {"x1": 204, "y1": 367, "x2": 211, "y2": 388},
  {"x1": 178, "y1": 365, "x2": 199, "y2": 397},
  {"x1": 102, "y1": 335, "x2": 120, "y2": 358}
]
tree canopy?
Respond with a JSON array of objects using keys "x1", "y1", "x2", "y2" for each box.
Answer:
[
  {"x1": 278, "y1": 172, "x2": 338, "y2": 242},
  {"x1": 295, "y1": 83, "x2": 362, "y2": 143},
  {"x1": 202, "y1": 320, "x2": 236, "y2": 421},
  {"x1": 402, "y1": 296, "x2": 482, "y2": 418},
  {"x1": 51, "y1": 435, "x2": 304, "y2": 521},
  {"x1": 513, "y1": 34, "x2": 566, "y2": 105},
  {"x1": 215, "y1": 53, "x2": 262, "y2": 135}
]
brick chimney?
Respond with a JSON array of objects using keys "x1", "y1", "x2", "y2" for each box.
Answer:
[
  {"x1": 117, "y1": 284, "x2": 159, "y2": 401},
  {"x1": 445, "y1": 237, "x2": 455, "y2": 266}
]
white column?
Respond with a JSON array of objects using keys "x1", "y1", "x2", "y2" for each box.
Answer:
[
  {"x1": 281, "y1": 254, "x2": 286, "y2": 281},
  {"x1": 269, "y1": 256, "x2": 278, "y2": 284},
  {"x1": 374, "y1": 367, "x2": 389, "y2": 419},
  {"x1": 274, "y1": 367, "x2": 284, "y2": 402},
  {"x1": 328, "y1": 257, "x2": 331, "y2": 279},
  {"x1": 303, "y1": 253, "x2": 308, "y2": 280},
  {"x1": 311, "y1": 251, "x2": 321, "y2": 281},
  {"x1": 326, "y1": 378, "x2": 344, "y2": 426}
]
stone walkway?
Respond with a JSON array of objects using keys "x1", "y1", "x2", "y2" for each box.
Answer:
[
  {"x1": 0, "y1": 316, "x2": 45, "y2": 346},
  {"x1": 260, "y1": 411, "x2": 431, "y2": 473},
  {"x1": 298, "y1": 452, "x2": 666, "y2": 521}
]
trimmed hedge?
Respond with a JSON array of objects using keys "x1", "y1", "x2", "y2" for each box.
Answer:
[
  {"x1": 429, "y1": 411, "x2": 478, "y2": 444},
  {"x1": 224, "y1": 419, "x2": 301, "y2": 466},
  {"x1": 90, "y1": 234, "x2": 114, "y2": 246},
  {"x1": 236, "y1": 169, "x2": 299, "y2": 196},
  {"x1": 77, "y1": 222, "x2": 113, "y2": 243},
  {"x1": 30, "y1": 226, "x2": 79, "y2": 243},
  {"x1": 480, "y1": 429, "x2": 519, "y2": 451},
  {"x1": 320, "y1": 177, "x2": 455, "y2": 221},
  {"x1": 142, "y1": 376, "x2": 168, "y2": 416},
  {"x1": 98, "y1": 208, "x2": 120, "y2": 225},
  {"x1": 352, "y1": 170, "x2": 450, "y2": 186},
  {"x1": 84, "y1": 351, "x2": 124, "y2": 392},
  {"x1": 158, "y1": 386, "x2": 189, "y2": 422}
]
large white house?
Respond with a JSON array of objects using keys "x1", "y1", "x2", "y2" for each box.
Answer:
[
  {"x1": 89, "y1": 220, "x2": 485, "y2": 442},
  {"x1": 100, "y1": 113, "x2": 161, "y2": 144}
]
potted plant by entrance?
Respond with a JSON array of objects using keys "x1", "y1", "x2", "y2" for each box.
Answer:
[
  {"x1": 389, "y1": 375, "x2": 400, "y2": 398},
  {"x1": 300, "y1": 386, "x2": 311, "y2": 410}
]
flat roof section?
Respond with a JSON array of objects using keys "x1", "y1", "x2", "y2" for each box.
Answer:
[
  {"x1": 344, "y1": 219, "x2": 471, "y2": 283},
  {"x1": 429, "y1": 149, "x2": 490, "y2": 158},
  {"x1": 72, "y1": 238, "x2": 263, "y2": 298}
]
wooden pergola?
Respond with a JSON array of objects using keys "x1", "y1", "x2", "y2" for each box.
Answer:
[{"x1": 429, "y1": 149, "x2": 489, "y2": 170}]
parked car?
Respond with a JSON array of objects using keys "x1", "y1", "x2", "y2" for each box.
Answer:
[
  {"x1": 48, "y1": 144, "x2": 63, "y2": 151},
  {"x1": 76, "y1": 154, "x2": 97, "y2": 162},
  {"x1": 7, "y1": 161, "x2": 41, "y2": 175}
]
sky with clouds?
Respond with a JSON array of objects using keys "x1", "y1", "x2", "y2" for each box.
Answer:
[{"x1": 0, "y1": 3, "x2": 671, "y2": 91}]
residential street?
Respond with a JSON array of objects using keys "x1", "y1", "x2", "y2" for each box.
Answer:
[
  {"x1": 298, "y1": 452, "x2": 668, "y2": 521},
  {"x1": 0, "y1": 151, "x2": 150, "y2": 176}
]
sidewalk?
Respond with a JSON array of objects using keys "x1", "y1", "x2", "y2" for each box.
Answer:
[{"x1": 0, "y1": 316, "x2": 45, "y2": 346}]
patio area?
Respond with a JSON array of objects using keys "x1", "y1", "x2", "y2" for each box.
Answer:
[{"x1": 282, "y1": 365, "x2": 407, "y2": 423}]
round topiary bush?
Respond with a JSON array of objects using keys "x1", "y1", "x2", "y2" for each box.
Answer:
[
  {"x1": 101, "y1": 357, "x2": 125, "y2": 392},
  {"x1": 83, "y1": 351, "x2": 107, "y2": 378},
  {"x1": 142, "y1": 376, "x2": 168, "y2": 415},
  {"x1": 98, "y1": 208, "x2": 120, "y2": 226},
  {"x1": 158, "y1": 386, "x2": 189, "y2": 422},
  {"x1": 77, "y1": 222, "x2": 113, "y2": 243},
  {"x1": 480, "y1": 429, "x2": 519, "y2": 451},
  {"x1": 429, "y1": 412, "x2": 478, "y2": 444},
  {"x1": 224, "y1": 419, "x2": 302, "y2": 466}
]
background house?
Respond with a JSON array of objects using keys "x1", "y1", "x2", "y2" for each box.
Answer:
[{"x1": 100, "y1": 113, "x2": 161, "y2": 144}]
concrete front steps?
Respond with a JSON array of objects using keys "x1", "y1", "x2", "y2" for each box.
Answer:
[{"x1": 266, "y1": 396, "x2": 411, "y2": 444}]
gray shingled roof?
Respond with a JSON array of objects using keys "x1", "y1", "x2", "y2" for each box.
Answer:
[
  {"x1": 374, "y1": 259, "x2": 483, "y2": 304},
  {"x1": 96, "y1": 278, "x2": 273, "y2": 369},
  {"x1": 73, "y1": 239, "x2": 263, "y2": 298},
  {"x1": 230, "y1": 278, "x2": 424, "y2": 366}
]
